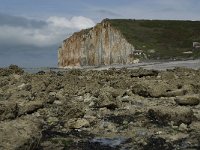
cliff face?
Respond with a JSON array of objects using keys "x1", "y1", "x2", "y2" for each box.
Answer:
[{"x1": 58, "y1": 21, "x2": 136, "y2": 68}]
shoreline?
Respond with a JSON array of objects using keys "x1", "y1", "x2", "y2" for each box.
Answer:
[{"x1": 22, "y1": 59, "x2": 200, "y2": 73}]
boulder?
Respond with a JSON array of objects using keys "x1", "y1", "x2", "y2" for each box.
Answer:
[
  {"x1": 178, "y1": 123, "x2": 188, "y2": 131},
  {"x1": 67, "y1": 118, "x2": 90, "y2": 129},
  {"x1": 96, "y1": 91, "x2": 118, "y2": 110},
  {"x1": 130, "y1": 68, "x2": 159, "y2": 78},
  {"x1": 8, "y1": 64, "x2": 24, "y2": 75},
  {"x1": 101, "y1": 86, "x2": 124, "y2": 98},
  {"x1": 189, "y1": 121, "x2": 200, "y2": 132},
  {"x1": 132, "y1": 81, "x2": 171, "y2": 98},
  {"x1": 0, "y1": 101, "x2": 18, "y2": 121},
  {"x1": 83, "y1": 93, "x2": 98, "y2": 103},
  {"x1": 18, "y1": 100, "x2": 44, "y2": 116}
]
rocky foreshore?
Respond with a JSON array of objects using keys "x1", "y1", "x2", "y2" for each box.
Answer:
[{"x1": 1, "y1": 65, "x2": 200, "y2": 149}]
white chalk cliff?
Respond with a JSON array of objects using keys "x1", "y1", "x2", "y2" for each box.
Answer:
[{"x1": 58, "y1": 20, "x2": 137, "y2": 68}]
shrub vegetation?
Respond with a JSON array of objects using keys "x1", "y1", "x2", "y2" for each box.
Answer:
[{"x1": 108, "y1": 19, "x2": 200, "y2": 59}]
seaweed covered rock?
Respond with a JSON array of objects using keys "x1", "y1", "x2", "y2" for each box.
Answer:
[
  {"x1": 0, "y1": 117, "x2": 42, "y2": 150},
  {"x1": 175, "y1": 94, "x2": 200, "y2": 106},
  {"x1": 148, "y1": 106, "x2": 194, "y2": 126},
  {"x1": 0, "y1": 65, "x2": 24, "y2": 76}
]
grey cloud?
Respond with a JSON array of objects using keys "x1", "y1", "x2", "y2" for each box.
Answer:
[
  {"x1": 157, "y1": 8, "x2": 180, "y2": 13},
  {"x1": 0, "y1": 14, "x2": 95, "y2": 47},
  {"x1": 96, "y1": 9, "x2": 121, "y2": 17},
  {"x1": 0, "y1": 12, "x2": 47, "y2": 28},
  {"x1": 0, "y1": 13, "x2": 95, "y2": 67}
]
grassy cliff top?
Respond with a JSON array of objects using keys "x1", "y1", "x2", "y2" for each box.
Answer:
[{"x1": 107, "y1": 19, "x2": 200, "y2": 59}]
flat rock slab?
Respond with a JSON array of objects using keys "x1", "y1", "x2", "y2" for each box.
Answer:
[
  {"x1": 164, "y1": 89, "x2": 187, "y2": 97},
  {"x1": 175, "y1": 94, "x2": 200, "y2": 106},
  {"x1": 0, "y1": 116, "x2": 42, "y2": 150},
  {"x1": 132, "y1": 81, "x2": 176, "y2": 98},
  {"x1": 0, "y1": 100, "x2": 45, "y2": 121},
  {"x1": 148, "y1": 106, "x2": 194, "y2": 126}
]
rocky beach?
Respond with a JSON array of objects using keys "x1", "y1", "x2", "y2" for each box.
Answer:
[
  {"x1": 1, "y1": 0, "x2": 200, "y2": 149},
  {"x1": 0, "y1": 63, "x2": 200, "y2": 150}
]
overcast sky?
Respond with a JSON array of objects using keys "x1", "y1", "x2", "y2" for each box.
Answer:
[{"x1": 0, "y1": 0, "x2": 199, "y2": 67}]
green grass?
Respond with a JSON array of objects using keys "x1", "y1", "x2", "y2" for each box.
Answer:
[{"x1": 107, "y1": 19, "x2": 200, "y2": 59}]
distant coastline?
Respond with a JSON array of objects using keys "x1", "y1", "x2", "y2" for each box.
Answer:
[{"x1": 22, "y1": 59, "x2": 200, "y2": 73}]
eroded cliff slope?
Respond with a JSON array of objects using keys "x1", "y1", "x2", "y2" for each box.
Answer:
[{"x1": 58, "y1": 20, "x2": 136, "y2": 68}]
